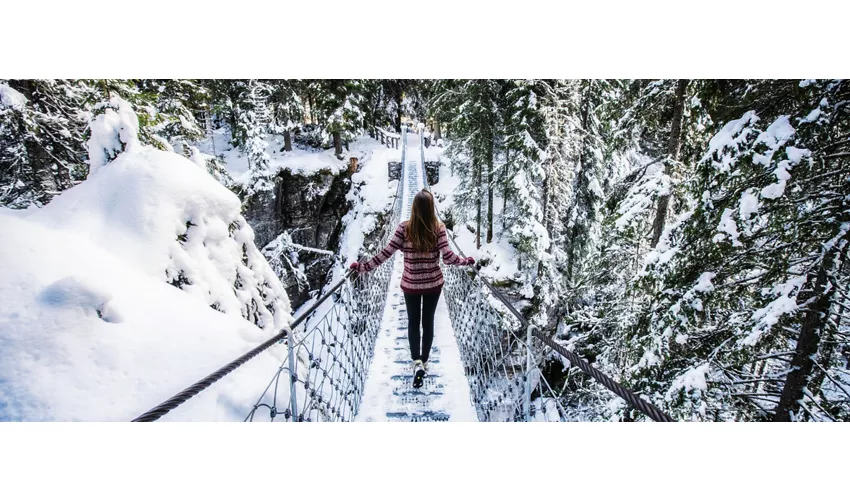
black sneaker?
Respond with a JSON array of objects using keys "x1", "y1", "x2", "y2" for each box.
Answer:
[{"x1": 412, "y1": 360, "x2": 425, "y2": 389}]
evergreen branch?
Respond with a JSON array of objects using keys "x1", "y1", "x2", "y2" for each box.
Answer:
[{"x1": 811, "y1": 360, "x2": 850, "y2": 400}]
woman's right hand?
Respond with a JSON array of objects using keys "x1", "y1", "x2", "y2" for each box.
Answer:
[
  {"x1": 465, "y1": 257, "x2": 475, "y2": 266},
  {"x1": 349, "y1": 262, "x2": 360, "y2": 271}
]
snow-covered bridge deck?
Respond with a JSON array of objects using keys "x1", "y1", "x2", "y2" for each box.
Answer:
[{"x1": 356, "y1": 132, "x2": 477, "y2": 422}]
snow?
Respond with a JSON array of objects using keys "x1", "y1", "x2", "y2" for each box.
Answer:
[
  {"x1": 800, "y1": 107, "x2": 822, "y2": 124},
  {"x1": 644, "y1": 209, "x2": 692, "y2": 271},
  {"x1": 431, "y1": 146, "x2": 524, "y2": 283},
  {"x1": 422, "y1": 142, "x2": 442, "y2": 162},
  {"x1": 340, "y1": 139, "x2": 400, "y2": 264},
  {"x1": 0, "y1": 134, "x2": 292, "y2": 421},
  {"x1": 666, "y1": 363, "x2": 710, "y2": 406},
  {"x1": 87, "y1": 97, "x2": 141, "y2": 173},
  {"x1": 714, "y1": 208, "x2": 742, "y2": 246},
  {"x1": 756, "y1": 115, "x2": 795, "y2": 150},
  {"x1": 694, "y1": 272, "x2": 716, "y2": 293},
  {"x1": 744, "y1": 275, "x2": 807, "y2": 346},
  {"x1": 739, "y1": 189, "x2": 760, "y2": 221},
  {"x1": 27, "y1": 146, "x2": 288, "y2": 331},
  {"x1": 196, "y1": 128, "x2": 367, "y2": 187},
  {"x1": 704, "y1": 111, "x2": 759, "y2": 171},
  {"x1": 786, "y1": 146, "x2": 810, "y2": 164},
  {"x1": 0, "y1": 83, "x2": 27, "y2": 110},
  {"x1": 745, "y1": 115, "x2": 802, "y2": 201},
  {"x1": 615, "y1": 160, "x2": 670, "y2": 230},
  {"x1": 760, "y1": 160, "x2": 793, "y2": 200},
  {"x1": 0, "y1": 210, "x2": 289, "y2": 421},
  {"x1": 39, "y1": 276, "x2": 125, "y2": 324},
  {"x1": 757, "y1": 145, "x2": 809, "y2": 200},
  {"x1": 636, "y1": 348, "x2": 660, "y2": 369}
]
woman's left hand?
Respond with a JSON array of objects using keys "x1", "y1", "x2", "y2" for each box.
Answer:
[
  {"x1": 465, "y1": 257, "x2": 475, "y2": 265},
  {"x1": 349, "y1": 262, "x2": 360, "y2": 271}
]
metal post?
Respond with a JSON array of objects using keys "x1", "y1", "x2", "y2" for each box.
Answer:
[
  {"x1": 524, "y1": 324, "x2": 535, "y2": 421},
  {"x1": 286, "y1": 329, "x2": 299, "y2": 421}
]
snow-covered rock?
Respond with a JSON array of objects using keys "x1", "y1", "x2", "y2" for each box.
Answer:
[{"x1": 0, "y1": 139, "x2": 292, "y2": 421}]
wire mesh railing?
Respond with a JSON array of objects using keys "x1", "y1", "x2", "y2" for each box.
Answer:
[
  {"x1": 243, "y1": 155, "x2": 406, "y2": 422},
  {"x1": 133, "y1": 127, "x2": 671, "y2": 423},
  {"x1": 133, "y1": 143, "x2": 405, "y2": 422},
  {"x1": 417, "y1": 129, "x2": 673, "y2": 422}
]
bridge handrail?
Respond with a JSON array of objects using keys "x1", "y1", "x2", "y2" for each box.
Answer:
[
  {"x1": 375, "y1": 126, "x2": 400, "y2": 139},
  {"x1": 132, "y1": 269, "x2": 355, "y2": 422},
  {"x1": 133, "y1": 141, "x2": 406, "y2": 422},
  {"x1": 417, "y1": 130, "x2": 673, "y2": 422}
]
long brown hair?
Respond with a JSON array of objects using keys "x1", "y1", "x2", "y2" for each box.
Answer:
[{"x1": 407, "y1": 189, "x2": 441, "y2": 252}]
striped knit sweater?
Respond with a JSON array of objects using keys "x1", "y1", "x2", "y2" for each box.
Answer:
[{"x1": 357, "y1": 222, "x2": 472, "y2": 294}]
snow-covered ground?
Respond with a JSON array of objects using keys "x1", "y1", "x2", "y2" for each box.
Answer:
[
  {"x1": 195, "y1": 128, "x2": 394, "y2": 187},
  {"x1": 0, "y1": 104, "x2": 296, "y2": 421},
  {"x1": 429, "y1": 148, "x2": 521, "y2": 283},
  {"x1": 0, "y1": 147, "x2": 293, "y2": 421}
]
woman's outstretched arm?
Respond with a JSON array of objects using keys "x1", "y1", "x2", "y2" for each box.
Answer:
[
  {"x1": 438, "y1": 226, "x2": 474, "y2": 266},
  {"x1": 354, "y1": 223, "x2": 405, "y2": 273}
]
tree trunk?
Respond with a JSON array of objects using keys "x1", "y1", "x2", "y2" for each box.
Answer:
[
  {"x1": 650, "y1": 79, "x2": 688, "y2": 248},
  {"x1": 434, "y1": 120, "x2": 442, "y2": 141},
  {"x1": 283, "y1": 129, "x2": 292, "y2": 151},
  {"x1": 809, "y1": 252, "x2": 848, "y2": 401},
  {"x1": 486, "y1": 142, "x2": 494, "y2": 244},
  {"x1": 208, "y1": 102, "x2": 217, "y2": 156},
  {"x1": 395, "y1": 93, "x2": 403, "y2": 132},
  {"x1": 774, "y1": 250, "x2": 840, "y2": 421},
  {"x1": 567, "y1": 225, "x2": 579, "y2": 284},
  {"x1": 537, "y1": 171, "x2": 551, "y2": 277},
  {"x1": 476, "y1": 157, "x2": 482, "y2": 249},
  {"x1": 333, "y1": 130, "x2": 342, "y2": 158},
  {"x1": 503, "y1": 148, "x2": 510, "y2": 213}
]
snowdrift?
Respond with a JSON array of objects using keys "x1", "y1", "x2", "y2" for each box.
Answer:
[{"x1": 0, "y1": 144, "x2": 292, "y2": 421}]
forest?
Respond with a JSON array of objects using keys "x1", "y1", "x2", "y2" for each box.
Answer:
[{"x1": 1, "y1": 78, "x2": 848, "y2": 422}]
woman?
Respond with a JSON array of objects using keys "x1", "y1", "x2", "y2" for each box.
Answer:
[{"x1": 350, "y1": 189, "x2": 475, "y2": 388}]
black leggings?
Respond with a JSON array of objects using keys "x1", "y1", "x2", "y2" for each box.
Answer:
[{"x1": 403, "y1": 290, "x2": 441, "y2": 363}]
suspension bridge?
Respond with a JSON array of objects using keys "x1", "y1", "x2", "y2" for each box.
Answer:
[{"x1": 132, "y1": 128, "x2": 673, "y2": 423}]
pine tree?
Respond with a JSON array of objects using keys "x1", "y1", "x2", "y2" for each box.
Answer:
[
  {"x1": 0, "y1": 79, "x2": 92, "y2": 208},
  {"x1": 501, "y1": 80, "x2": 548, "y2": 274},
  {"x1": 137, "y1": 79, "x2": 207, "y2": 147},
  {"x1": 90, "y1": 79, "x2": 174, "y2": 151},
  {"x1": 238, "y1": 80, "x2": 273, "y2": 196},
  {"x1": 530, "y1": 79, "x2": 578, "y2": 326},
  {"x1": 624, "y1": 79, "x2": 850, "y2": 422},
  {"x1": 564, "y1": 80, "x2": 620, "y2": 283},
  {"x1": 320, "y1": 80, "x2": 366, "y2": 158},
  {"x1": 265, "y1": 80, "x2": 303, "y2": 151},
  {"x1": 433, "y1": 79, "x2": 504, "y2": 249}
]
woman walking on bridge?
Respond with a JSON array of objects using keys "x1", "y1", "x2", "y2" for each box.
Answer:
[{"x1": 350, "y1": 189, "x2": 474, "y2": 389}]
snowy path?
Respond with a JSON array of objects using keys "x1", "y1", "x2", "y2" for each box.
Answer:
[{"x1": 355, "y1": 133, "x2": 477, "y2": 422}]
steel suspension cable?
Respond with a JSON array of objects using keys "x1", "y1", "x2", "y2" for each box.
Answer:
[{"x1": 132, "y1": 269, "x2": 357, "y2": 422}]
